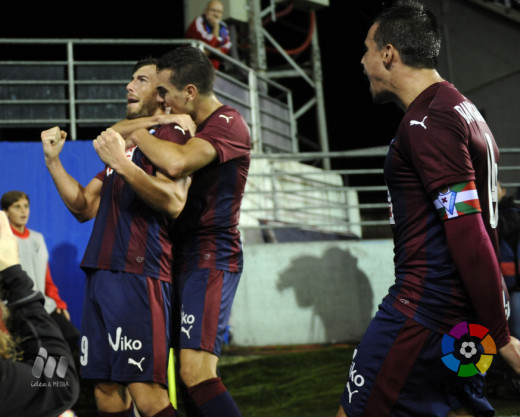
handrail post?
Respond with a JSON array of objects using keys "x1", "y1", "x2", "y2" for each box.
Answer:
[
  {"x1": 249, "y1": 69, "x2": 262, "y2": 153},
  {"x1": 66, "y1": 41, "x2": 77, "y2": 140},
  {"x1": 311, "y1": 17, "x2": 330, "y2": 170}
]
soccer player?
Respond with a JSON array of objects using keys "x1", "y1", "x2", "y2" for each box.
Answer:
[
  {"x1": 336, "y1": 1, "x2": 520, "y2": 416},
  {"x1": 41, "y1": 59, "x2": 191, "y2": 417},
  {"x1": 118, "y1": 46, "x2": 251, "y2": 417}
]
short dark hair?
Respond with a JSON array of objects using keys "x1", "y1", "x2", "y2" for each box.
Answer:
[
  {"x1": 1, "y1": 191, "x2": 29, "y2": 210},
  {"x1": 157, "y1": 46, "x2": 215, "y2": 95},
  {"x1": 132, "y1": 56, "x2": 159, "y2": 74},
  {"x1": 374, "y1": 0, "x2": 441, "y2": 69}
]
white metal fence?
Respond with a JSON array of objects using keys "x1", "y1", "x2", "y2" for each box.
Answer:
[{"x1": 1, "y1": 38, "x2": 519, "y2": 239}]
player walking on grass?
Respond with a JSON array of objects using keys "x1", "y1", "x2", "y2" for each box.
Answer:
[{"x1": 337, "y1": 2, "x2": 520, "y2": 416}]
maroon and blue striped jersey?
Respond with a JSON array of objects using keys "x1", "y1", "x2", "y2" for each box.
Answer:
[
  {"x1": 81, "y1": 125, "x2": 190, "y2": 282},
  {"x1": 383, "y1": 81, "x2": 503, "y2": 334},
  {"x1": 169, "y1": 105, "x2": 251, "y2": 272}
]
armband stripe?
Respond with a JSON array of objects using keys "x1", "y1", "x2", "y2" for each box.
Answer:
[{"x1": 433, "y1": 181, "x2": 481, "y2": 221}]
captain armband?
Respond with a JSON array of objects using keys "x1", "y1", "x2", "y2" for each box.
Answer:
[{"x1": 432, "y1": 181, "x2": 482, "y2": 221}]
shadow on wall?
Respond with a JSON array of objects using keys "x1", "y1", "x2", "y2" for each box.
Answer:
[
  {"x1": 277, "y1": 247, "x2": 374, "y2": 344},
  {"x1": 50, "y1": 242, "x2": 85, "y2": 331}
]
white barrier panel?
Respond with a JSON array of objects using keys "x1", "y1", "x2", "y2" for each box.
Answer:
[{"x1": 231, "y1": 239, "x2": 395, "y2": 346}]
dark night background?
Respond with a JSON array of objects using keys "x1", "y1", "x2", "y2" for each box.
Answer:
[{"x1": 0, "y1": 1, "x2": 404, "y2": 156}]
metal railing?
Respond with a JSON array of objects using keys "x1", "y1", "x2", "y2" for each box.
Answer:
[
  {"x1": 0, "y1": 38, "x2": 296, "y2": 153},
  {"x1": 240, "y1": 147, "x2": 520, "y2": 240},
  {"x1": 1, "y1": 38, "x2": 519, "y2": 240}
]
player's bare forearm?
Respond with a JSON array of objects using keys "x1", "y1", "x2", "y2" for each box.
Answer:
[
  {"x1": 111, "y1": 114, "x2": 195, "y2": 138},
  {"x1": 41, "y1": 127, "x2": 100, "y2": 222},
  {"x1": 44, "y1": 158, "x2": 100, "y2": 222},
  {"x1": 94, "y1": 128, "x2": 190, "y2": 217},
  {"x1": 110, "y1": 117, "x2": 158, "y2": 139},
  {"x1": 130, "y1": 129, "x2": 186, "y2": 177},
  {"x1": 131, "y1": 130, "x2": 217, "y2": 179},
  {"x1": 116, "y1": 161, "x2": 191, "y2": 218}
]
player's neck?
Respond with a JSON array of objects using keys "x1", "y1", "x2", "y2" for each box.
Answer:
[
  {"x1": 398, "y1": 68, "x2": 444, "y2": 110},
  {"x1": 193, "y1": 95, "x2": 223, "y2": 125}
]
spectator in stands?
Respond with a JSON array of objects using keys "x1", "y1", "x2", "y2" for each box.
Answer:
[
  {"x1": 0, "y1": 210, "x2": 79, "y2": 416},
  {"x1": 186, "y1": 1, "x2": 232, "y2": 70},
  {"x1": 1, "y1": 190, "x2": 80, "y2": 351}
]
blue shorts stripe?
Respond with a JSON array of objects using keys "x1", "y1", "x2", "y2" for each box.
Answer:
[{"x1": 177, "y1": 269, "x2": 241, "y2": 356}]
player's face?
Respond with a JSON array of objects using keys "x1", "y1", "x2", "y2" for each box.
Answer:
[
  {"x1": 126, "y1": 64, "x2": 161, "y2": 119},
  {"x1": 5, "y1": 198, "x2": 29, "y2": 232},
  {"x1": 156, "y1": 69, "x2": 189, "y2": 116},
  {"x1": 361, "y1": 23, "x2": 390, "y2": 104}
]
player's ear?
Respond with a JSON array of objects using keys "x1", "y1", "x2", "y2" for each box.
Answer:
[
  {"x1": 185, "y1": 84, "x2": 197, "y2": 102},
  {"x1": 383, "y1": 44, "x2": 396, "y2": 68}
]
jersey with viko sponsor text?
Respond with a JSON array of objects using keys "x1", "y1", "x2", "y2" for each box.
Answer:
[
  {"x1": 383, "y1": 81, "x2": 500, "y2": 334},
  {"x1": 169, "y1": 105, "x2": 251, "y2": 273},
  {"x1": 80, "y1": 124, "x2": 190, "y2": 283}
]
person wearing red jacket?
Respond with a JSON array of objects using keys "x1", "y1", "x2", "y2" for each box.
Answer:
[{"x1": 185, "y1": 1, "x2": 232, "y2": 70}]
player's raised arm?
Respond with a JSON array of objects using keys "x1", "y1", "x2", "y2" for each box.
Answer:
[
  {"x1": 111, "y1": 113, "x2": 196, "y2": 140},
  {"x1": 41, "y1": 127, "x2": 102, "y2": 222},
  {"x1": 93, "y1": 129, "x2": 191, "y2": 218},
  {"x1": 130, "y1": 129, "x2": 217, "y2": 179}
]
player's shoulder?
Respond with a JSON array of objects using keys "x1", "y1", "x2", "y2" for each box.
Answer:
[
  {"x1": 210, "y1": 105, "x2": 248, "y2": 128},
  {"x1": 403, "y1": 82, "x2": 465, "y2": 131},
  {"x1": 155, "y1": 123, "x2": 190, "y2": 144},
  {"x1": 213, "y1": 105, "x2": 239, "y2": 118},
  {"x1": 429, "y1": 81, "x2": 466, "y2": 111},
  {"x1": 430, "y1": 82, "x2": 485, "y2": 128}
]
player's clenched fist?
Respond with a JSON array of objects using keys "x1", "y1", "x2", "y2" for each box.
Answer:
[
  {"x1": 93, "y1": 128, "x2": 127, "y2": 170},
  {"x1": 41, "y1": 126, "x2": 67, "y2": 160}
]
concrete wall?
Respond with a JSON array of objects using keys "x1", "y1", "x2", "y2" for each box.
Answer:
[
  {"x1": 424, "y1": 0, "x2": 520, "y2": 183},
  {"x1": 231, "y1": 239, "x2": 395, "y2": 346}
]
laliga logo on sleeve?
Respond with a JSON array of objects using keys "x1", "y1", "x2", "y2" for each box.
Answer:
[{"x1": 441, "y1": 322, "x2": 496, "y2": 377}]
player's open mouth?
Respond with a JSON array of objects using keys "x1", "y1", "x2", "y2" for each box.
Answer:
[{"x1": 127, "y1": 97, "x2": 139, "y2": 105}]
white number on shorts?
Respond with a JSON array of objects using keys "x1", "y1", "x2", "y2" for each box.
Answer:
[{"x1": 80, "y1": 336, "x2": 88, "y2": 366}]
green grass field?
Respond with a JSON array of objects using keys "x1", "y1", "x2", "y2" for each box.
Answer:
[
  {"x1": 75, "y1": 344, "x2": 520, "y2": 416},
  {"x1": 217, "y1": 345, "x2": 520, "y2": 417},
  {"x1": 218, "y1": 345, "x2": 349, "y2": 417}
]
